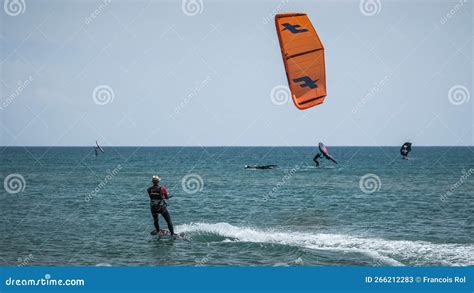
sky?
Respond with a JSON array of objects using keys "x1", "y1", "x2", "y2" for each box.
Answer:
[{"x1": 0, "y1": 0, "x2": 472, "y2": 146}]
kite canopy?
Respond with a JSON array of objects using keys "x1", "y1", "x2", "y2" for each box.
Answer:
[
  {"x1": 275, "y1": 13, "x2": 326, "y2": 110},
  {"x1": 318, "y1": 142, "x2": 337, "y2": 164}
]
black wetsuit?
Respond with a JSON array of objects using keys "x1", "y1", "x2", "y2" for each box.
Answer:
[
  {"x1": 147, "y1": 184, "x2": 174, "y2": 235},
  {"x1": 401, "y1": 147, "x2": 408, "y2": 156},
  {"x1": 313, "y1": 153, "x2": 322, "y2": 167},
  {"x1": 245, "y1": 165, "x2": 276, "y2": 170}
]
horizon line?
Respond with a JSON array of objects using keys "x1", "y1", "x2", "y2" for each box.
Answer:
[{"x1": 1, "y1": 145, "x2": 473, "y2": 148}]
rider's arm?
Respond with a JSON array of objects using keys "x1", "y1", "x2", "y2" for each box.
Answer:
[{"x1": 162, "y1": 186, "x2": 173, "y2": 199}]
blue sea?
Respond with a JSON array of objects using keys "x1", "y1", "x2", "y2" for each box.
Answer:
[{"x1": 0, "y1": 147, "x2": 473, "y2": 266}]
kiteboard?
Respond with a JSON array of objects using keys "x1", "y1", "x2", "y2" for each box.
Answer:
[{"x1": 150, "y1": 229, "x2": 185, "y2": 239}]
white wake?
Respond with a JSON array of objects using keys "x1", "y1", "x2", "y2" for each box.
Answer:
[{"x1": 177, "y1": 222, "x2": 474, "y2": 266}]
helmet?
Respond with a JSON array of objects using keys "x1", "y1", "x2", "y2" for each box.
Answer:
[{"x1": 152, "y1": 175, "x2": 161, "y2": 183}]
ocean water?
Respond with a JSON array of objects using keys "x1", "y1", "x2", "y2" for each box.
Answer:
[{"x1": 0, "y1": 147, "x2": 473, "y2": 266}]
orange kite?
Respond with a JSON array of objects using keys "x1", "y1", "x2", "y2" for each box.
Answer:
[{"x1": 275, "y1": 13, "x2": 326, "y2": 110}]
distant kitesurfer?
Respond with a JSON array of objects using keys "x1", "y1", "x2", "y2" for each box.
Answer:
[
  {"x1": 94, "y1": 140, "x2": 105, "y2": 156},
  {"x1": 400, "y1": 142, "x2": 412, "y2": 160},
  {"x1": 147, "y1": 175, "x2": 175, "y2": 236},
  {"x1": 244, "y1": 165, "x2": 277, "y2": 170},
  {"x1": 313, "y1": 142, "x2": 337, "y2": 167}
]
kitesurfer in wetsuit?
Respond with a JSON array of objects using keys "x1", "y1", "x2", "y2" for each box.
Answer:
[
  {"x1": 401, "y1": 147, "x2": 408, "y2": 159},
  {"x1": 313, "y1": 153, "x2": 322, "y2": 167},
  {"x1": 147, "y1": 175, "x2": 175, "y2": 236},
  {"x1": 313, "y1": 143, "x2": 338, "y2": 166},
  {"x1": 244, "y1": 165, "x2": 277, "y2": 170},
  {"x1": 400, "y1": 142, "x2": 412, "y2": 159}
]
